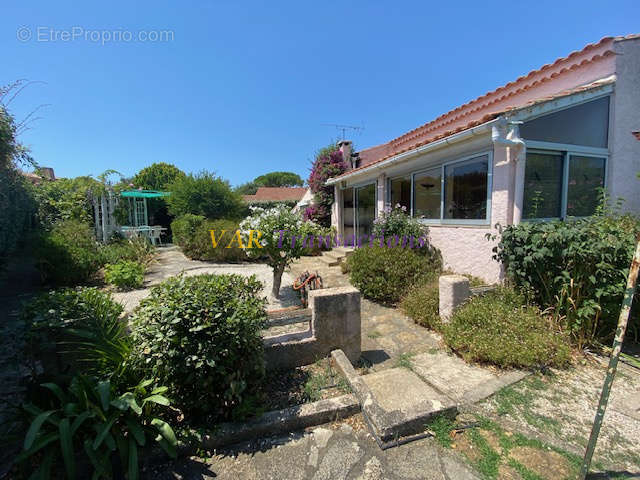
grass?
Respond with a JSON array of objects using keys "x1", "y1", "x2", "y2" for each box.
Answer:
[
  {"x1": 367, "y1": 330, "x2": 381, "y2": 339},
  {"x1": 449, "y1": 415, "x2": 581, "y2": 480},
  {"x1": 303, "y1": 358, "x2": 351, "y2": 402},
  {"x1": 428, "y1": 414, "x2": 455, "y2": 448},
  {"x1": 395, "y1": 352, "x2": 415, "y2": 370}
]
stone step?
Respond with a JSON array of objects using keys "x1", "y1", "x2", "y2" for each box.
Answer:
[
  {"x1": 333, "y1": 247, "x2": 355, "y2": 257},
  {"x1": 361, "y1": 368, "x2": 457, "y2": 441},
  {"x1": 323, "y1": 250, "x2": 345, "y2": 261},
  {"x1": 319, "y1": 254, "x2": 340, "y2": 266}
]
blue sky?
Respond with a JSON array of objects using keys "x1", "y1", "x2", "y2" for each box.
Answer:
[{"x1": 2, "y1": 1, "x2": 638, "y2": 186}]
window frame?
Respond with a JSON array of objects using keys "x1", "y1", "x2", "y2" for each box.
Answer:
[
  {"x1": 522, "y1": 148, "x2": 608, "y2": 221},
  {"x1": 385, "y1": 150, "x2": 493, "y2": 226}
]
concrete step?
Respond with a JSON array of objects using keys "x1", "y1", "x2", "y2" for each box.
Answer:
[
  {"x1": 319, "y1": 255, "x2": 340, "y2": 266},
  {"x1": 361, "y1": 368, "x2": 457, "y2": 441},
  {"x1": 333, "y1": 247, "x2": 355, "y2": 257},
  {"x1": 323, "y1": 250, "x2": 345, "y2": 261}
]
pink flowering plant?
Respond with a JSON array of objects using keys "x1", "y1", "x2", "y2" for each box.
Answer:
[{"x1": 307, "y1": 145, "x2": 348, "y2": 226}]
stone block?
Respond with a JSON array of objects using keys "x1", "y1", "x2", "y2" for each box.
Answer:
[{"x1": 439, "y1": 275, "x2": 471, "y2": 322}]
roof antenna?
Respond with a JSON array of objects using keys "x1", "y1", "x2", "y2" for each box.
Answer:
[{"x1": 321, "y1": 123, "x2": 364, "y2": 141}]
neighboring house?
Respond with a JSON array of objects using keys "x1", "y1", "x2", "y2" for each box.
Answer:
[
  {"x1": 243, "y1": 187, "x2": 308, "y2": 207},
  {"x1": 326, "y1": 35, "x2": 640, "y2": 283},
  {"x1": 293, "y1": 188, "x2": 314, "y2": 213},
  {"x1": 20, "y1": 167, "x2": 56, "y2": 185}
]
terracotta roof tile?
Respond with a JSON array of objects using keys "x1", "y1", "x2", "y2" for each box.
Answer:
[
  {"x1": 339, "y1": 35, "x2": 635, "y2": 179},
  {"x1": 243, "y1": 187, "x2": 307, "y2": 203}
]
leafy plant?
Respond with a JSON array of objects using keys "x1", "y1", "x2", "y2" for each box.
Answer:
[
  {"x1": 443, "y1": 287, "x2": 571, "y2": 369},
  {"x1": 491, "y1": 205, "x2": 640, "y2": 348},
  {"x1": 35, "y1": 219, "x2": 101, "y2": 285},
  {"x1": 372, "y1": 204, "x2": 429, "y2": 249},
  {"x1": 166, "y1": 170, "x2": 244, "y2": 220},
  {"x1": 400, "y1": 279, "x2": 441, "y2": 329},
  {"x1": 346, "y1": 245, "x2": 442, "y2": 304},
  {"x1": 128, "y1": 274, "x2": 268, "y2": 421},
  {"x1": 171, "y1": 215, "x2": 247, "y2": 262},
  {"x1": 104, "y1": 261, "x2": 145, "y2": 290},
  {"x1": 22, "y1": 288, "x2": 128, "y2": 381},
  {"x1": 307, "y1": 144, "x2": 348, "y2": 226},
  {"x1": 99, "y1": 236, "x2": 155, "y2": 267},
  {"x1": 240, "y1": 205, "x2": 324, "y2": 297},
  {"x1": 18, "y1": 376, "x2": 176, "y2": 479},
  {"x1": 133, "y1": 162, "x2": 185, "y2": 191}
]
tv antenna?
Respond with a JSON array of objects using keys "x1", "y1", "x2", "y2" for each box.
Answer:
[{"x1": 321, "y1": 123, "x2": 364, "y2": 140}]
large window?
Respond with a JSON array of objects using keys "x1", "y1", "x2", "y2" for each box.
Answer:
[
  {"x1": 413, "y1": 168, "x2": 441, "y2": 219},
  {"x1": 444, "y1": 156, "x2": 488, "y2": 220},
  {"x1": 523, "y1": 151, "x2": 606, "y2": 219},
  {"x1": 387, "y1": 152, "x2": 491, "y2": 224},
  {"x1": 389, "y1": 176, "x2": 411, "y2": 211}
]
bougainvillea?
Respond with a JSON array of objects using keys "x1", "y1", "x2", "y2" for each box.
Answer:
[{"x1": 307, "y1": 145, "x2": 348, "y2": 226}]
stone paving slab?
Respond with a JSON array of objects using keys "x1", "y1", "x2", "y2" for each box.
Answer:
[
  {"x1": 143, "y1": 423, "x2": 481, "y2": 480},
  {"x1": 361, "y1": 368, "x2": 457, "y2": 440},
  {"x1": 410, "y1": 352, "x2": 528, "y2": 405}
]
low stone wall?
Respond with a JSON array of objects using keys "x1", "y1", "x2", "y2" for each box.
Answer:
[{"x1": 263, "y1": 286, "x2": 361, "y2": 370}]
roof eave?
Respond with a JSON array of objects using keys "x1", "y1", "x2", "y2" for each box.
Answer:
[{"x1": 325, "y1": 117, "x2": 499, "y2": 186}]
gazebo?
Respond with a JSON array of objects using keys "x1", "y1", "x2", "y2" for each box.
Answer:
[{"x1": 93, "y1": 189, "x2": 170, "y2": 244}]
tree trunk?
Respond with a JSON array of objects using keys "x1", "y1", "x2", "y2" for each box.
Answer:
[{"x1": 272, "y1": 264, "x2": 285, "y2": 298}]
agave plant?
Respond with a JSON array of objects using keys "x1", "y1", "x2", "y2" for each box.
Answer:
[{"x1": 18, "y1": 376, "x2": 177, "y2": 480}]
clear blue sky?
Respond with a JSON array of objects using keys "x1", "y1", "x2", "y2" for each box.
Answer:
[{"x1": 2, "y1": 1, "x2": 638, "y2": 186}]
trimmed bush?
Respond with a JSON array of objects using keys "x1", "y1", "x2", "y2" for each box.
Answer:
[
  {"x1": 35, "y1": 219, "x2": 101, "y2": 285},
  {"x1": 346, "y1": 245, "x2": 442, "y2": 304},
  {"x1": 493, "y1": 211, "x2": 640, "y2": 348},
  {"x1": 128, "y1": 274, "x2": 268, "y2": 420},
  {"x1": 401, "y1": 280, "x2": 441, "y2": 329},
  {"x1": 171, "y1": 215, "x2": 247, "y2": 262},
  {"x1": 104, "y1": 260, "x2": 145, "y2": 290},
  {"x1": 443, "y1": 287, "x2": 571, "y2": 369},
  {"x1": 99, "y1": 236, "x2": 155, "y2": 266},
  {"x1": 22, "y1": 287, "x2": 127, "y2": 380}
]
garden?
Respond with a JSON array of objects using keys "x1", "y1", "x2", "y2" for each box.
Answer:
[{"x1": 1, "y1": 119, "x2": 346, "y2": 479}]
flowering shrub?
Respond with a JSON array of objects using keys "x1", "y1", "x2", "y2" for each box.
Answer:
[
  {"x1": 241, "y1": 205, "x2": 323, "y2": 297},
  {"x1": 373, "y1": 204, "x2": 427, "y2": 241},
  {"x1": 307, "y1": 145, "x2": 348, "y2": 226},
  {"x1": 302, "y1": 204, "x2": 327, "y2": 223}
]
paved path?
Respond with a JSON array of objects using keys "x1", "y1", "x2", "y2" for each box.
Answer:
[
  {"x1": 143, "y1": 422, "x2": 480, "y2": 480},
  {"x1": 112, "y1": 246, "x2": 299, "y2": 313}
]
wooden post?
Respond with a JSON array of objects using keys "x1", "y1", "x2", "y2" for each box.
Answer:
[{"x1": 579, "y1": 235, "x2": 640, "y2": 479}]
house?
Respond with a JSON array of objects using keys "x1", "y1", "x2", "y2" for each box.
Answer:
[
  {"x1": 20, "y1": 167, "x2": 56, "y2": 185},
  {"x1": 326, "y1": 35, "x2": 640, "y2": 283},
  {"x1": 242, "y1": 187, "x2": 308, "y2": 206}
]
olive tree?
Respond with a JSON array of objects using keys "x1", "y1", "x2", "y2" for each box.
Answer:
[{"x1": 240, "y1": 205, "x2": 322, "y2": 297}]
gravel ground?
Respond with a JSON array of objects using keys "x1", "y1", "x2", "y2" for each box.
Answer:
[
  {"x1": 475, "y1": 356, "x2": 640, "y2": 473},
  {"x1": 111, "y1": 246, "x2": 300, "y2": 313}
]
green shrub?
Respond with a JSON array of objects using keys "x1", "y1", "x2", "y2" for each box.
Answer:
[
  {"x1": 18, "y1": 375, "x2": 176, "y2": 479},
  {"x1": 372, "y1": 205, "x2": 428, "y2": 246},
  {"x1": 346, "y1": 245, "x2": 442, "y2": 304},
  {"x1": 166, "y1": 170, "x2": 244, "y2": 219},
  {"x1": 171, "y1": 215, "x2": 247, "y2": 262},
  {"x1": 35, "y1": 220, "x2": 101, "y2": 285},
  {"x1": 22, "y1": 288, "x2": 127, "y2": 380},
  {"x1": 99, "y1": 236, "x2": 155, "y2": 266},
  {"x1": 493, "y1": 211, "x2": 640, "y2": 348},
  {"x1": 443, "y1": 287, "x2": 571, "y2": 369},
  {"x1": 104, "y1": 260, "x2": 145, "y2": 290},
  {"x1": 401, "y1": 279, "x2": 441, "y2": 329},
  {"x1": 128, "y1": 274, "x2": 268, "y2": 420}
]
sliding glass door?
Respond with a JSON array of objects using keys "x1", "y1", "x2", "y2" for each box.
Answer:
[{"x1": 342, "y1": 183, "x2": 376, "y2": 245}]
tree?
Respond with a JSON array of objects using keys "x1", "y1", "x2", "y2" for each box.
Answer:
[
  {"x1": 133, "y1": 162, "x2": 185, "y2": 191},
  {"x1": 240, "y1": 205, "x2": 321, "y2": 297},
  {"x1": 166, "y1": 171, "x2": 244, "y2": 220},
  {"x1": 306, "y1": 144, "x2": 348, "y2": 226},
  {"x1": 234, "y1": 171, "x2": 304, "y2": 196},
  {"x1": 254, "y1": 171, "x2": 304, "y2": 188}
]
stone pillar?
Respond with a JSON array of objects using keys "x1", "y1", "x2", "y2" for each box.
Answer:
[
  {"x1": 439, "y1": 275, "x2": 471, "y2": 323},
  {"x1": 376, "y1": 173, "x2": 386, "y2": 218},
  {"x1": 332, "y1": 185, "x2": 343, "y2": 237}
]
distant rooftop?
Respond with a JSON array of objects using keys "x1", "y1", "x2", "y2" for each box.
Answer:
[{"x1": 243, "y1": 187, "x2": 307, "y2": 203}]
